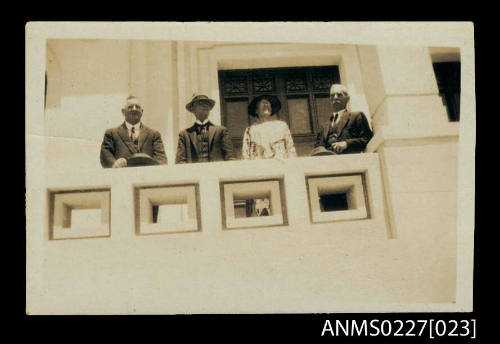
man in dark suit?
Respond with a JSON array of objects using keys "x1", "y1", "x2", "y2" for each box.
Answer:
[
  {"x1": 314, "y1": 84, "x2": 373, "y2": 154},
  {"x1": 175, "y1": 94, "x2": 234, "y2": 164},
  {"x1": 100, "y1": 95, "x2": 167, "y2": 168}
]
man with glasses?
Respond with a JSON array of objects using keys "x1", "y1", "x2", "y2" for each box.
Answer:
[
  {"x1": 100, "y1": 95, "x2": 167, "y2": 168},
  {"x1": 313, "y1": 84, "x2": 373, "y2": 155}
]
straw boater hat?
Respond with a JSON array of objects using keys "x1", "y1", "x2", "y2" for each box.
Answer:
[
  {"x1": 185, "y1": 94, "x2": 216, "y2": 113},
  {"x1": 247, "y1": 94, "x2": 281, "y2": 117}
]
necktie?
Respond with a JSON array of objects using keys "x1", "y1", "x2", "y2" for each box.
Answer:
[
  {"x1": 130, "y1": 126, "x2": 136, "y2": 141},
  {"x1": 330, "y1": 113, "x2": 341, "y2": 139},
  {"x1": 197, "y1": 123, "x2": 208, "y2": 134},
  {"x1": 131, "y1": 126, "x2": 139, "y2": 146},
  {"x1": 332, "y1": 113, "x2": 339, "y2": 125}
]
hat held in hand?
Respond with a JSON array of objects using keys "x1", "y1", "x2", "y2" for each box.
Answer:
[
  {"x1": 127, "y1": 153, "x2": 158, "y2": 167},
  {"x1": 310, "y1": 146, "x2": 336, "y2": 156}
]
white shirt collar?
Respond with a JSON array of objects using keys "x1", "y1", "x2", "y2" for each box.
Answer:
[
  {"x1": 125, "y1": 121, "x2": 141, "y2": 130},
  {"x1": 195, "y1": 119, "x2": 210, "y2": 126},
  {"x1": 331, "y1": 109, "x2": 347, "y2": 125},
  {"x1": 332, "y1": 108, "x2": 347, "y2": 118}
]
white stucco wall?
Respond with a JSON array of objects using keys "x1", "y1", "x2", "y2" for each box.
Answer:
[
  {"x1": 30, "y1": 154, "x2": 459, "y2": 314},
  {"x1": 45, "y1": 40, "x2": 130, "y2": 169}
]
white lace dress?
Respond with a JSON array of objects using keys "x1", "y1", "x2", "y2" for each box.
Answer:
[{"x1": 241, "y1": 120, "x2": 297, "y2": 160}]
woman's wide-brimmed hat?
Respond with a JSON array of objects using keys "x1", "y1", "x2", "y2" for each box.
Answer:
[
  {"x1": 185, "y1": 94, "x2": 216, "y2": 113},
  {"x1": 248, "y1": 94, "x2": 281, "y2": 117}
]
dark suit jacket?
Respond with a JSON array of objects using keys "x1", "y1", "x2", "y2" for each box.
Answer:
[
  {"x1": 315, "y1": 111, "x2": 373, "y2": 154},
  {"x1": 175, "y1": 123, "x2": 234, "y2": 163},
  {"x1": 100, "y1": 122, "x2": 167, "y2": 168}
]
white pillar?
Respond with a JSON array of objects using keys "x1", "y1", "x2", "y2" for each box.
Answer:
[
  {"x1": 198, "y1": 47, "x2": 221, "y2": 125},
  {"x1": 338, "y1": 45, "x2": 371, "y2": 127},
  {"x1": 129, "y1": 41, "x2": 148, "y2": 105},
  {"x1": 146, "y1": 41, "x2": 178, "y2": 165},
  {"x1": 359, "y1": 45, "x2": 454, "y2": 143},
  {"x1": 358, "y1": 44, "x2": 459, "y2": 242}
]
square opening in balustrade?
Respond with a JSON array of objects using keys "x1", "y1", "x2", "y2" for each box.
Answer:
[
  {"x1": 233, "y1": 191, "x2": 273, "y2": 218},
  {"x1": 319, "y1": 192, "x2": 349, "y2": 212},
  {"x1": 136, "y1": 184, "x2": 200, "y2": 234},
  {"x1": 221, "y1": 179, "x2": 286, "y2": 229},
  {"x1": 307, "y1": 174, "x2": 368, "y2": 223},
  {"x1": 49, "y1": 189, "x2": 111, "y2": 240}
]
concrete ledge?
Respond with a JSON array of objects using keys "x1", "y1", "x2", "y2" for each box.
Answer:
[
  {"x1": 43, "y1": 155, "x2": 387, "y2": 238},
  {"x1": 366, "y1": 123, "x2": 459, "y2": 153}
]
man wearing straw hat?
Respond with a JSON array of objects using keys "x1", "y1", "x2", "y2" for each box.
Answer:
[{"x1": 175, "y1": 94, "x2": 234, "y2": 164}]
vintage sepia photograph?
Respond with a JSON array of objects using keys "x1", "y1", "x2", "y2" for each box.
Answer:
[{"x1": 26, "y1": 22, "x2": 475, "y2": 314}]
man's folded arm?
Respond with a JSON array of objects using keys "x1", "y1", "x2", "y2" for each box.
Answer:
[
  {"x1": 152, "y1": 131, "x2": 167, "y2": 165},
  {"x1": 344, "y1": 113, "x2": 373, "y2": 151},
  {"x1": 314, "y1": 126, "x2": 325, "y2": 148},
  {"x1": 175, "y1": 132, "x2": 187, "y2": 164},
  {"x1": 100, "y1": 130, "x2": 116, "y2": 168}
]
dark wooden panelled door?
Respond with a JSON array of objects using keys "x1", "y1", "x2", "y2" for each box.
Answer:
[{"x1": 218, "y1": 66, "x2": 341, "y2": 158}]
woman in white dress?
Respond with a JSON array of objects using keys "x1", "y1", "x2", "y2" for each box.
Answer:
[
  {"x1": 241, "y1": 95, "x2": 296, "y2": 217},
  {"x1": 242, "y1": 94, "x2": 296, "y2": 160}
]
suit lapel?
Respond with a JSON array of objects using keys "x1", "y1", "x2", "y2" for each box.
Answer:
[
  {"x1": 335, "y1": 111, "x2": 351, "y2": 136},
  {"x1": 137, "y1": 123, "x2": 150, "y2": 151},
  {"x1": 188, "y1": 125, "x2": 200, "y2": 155},
  {"x1": 118, "y1": 122, "x2": 138, "y2": 154},
  {"x1": 208, "y1": 124, "x2": 216, "y2": 151}
]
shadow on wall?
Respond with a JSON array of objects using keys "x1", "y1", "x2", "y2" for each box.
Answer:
[{"x1": 44, "y1": 40, "x2": 131, "y2": 146}]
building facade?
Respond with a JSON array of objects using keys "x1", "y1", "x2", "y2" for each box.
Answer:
[{"x1": 30, "y1": 38, "x2": 462, "y2": 313}]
